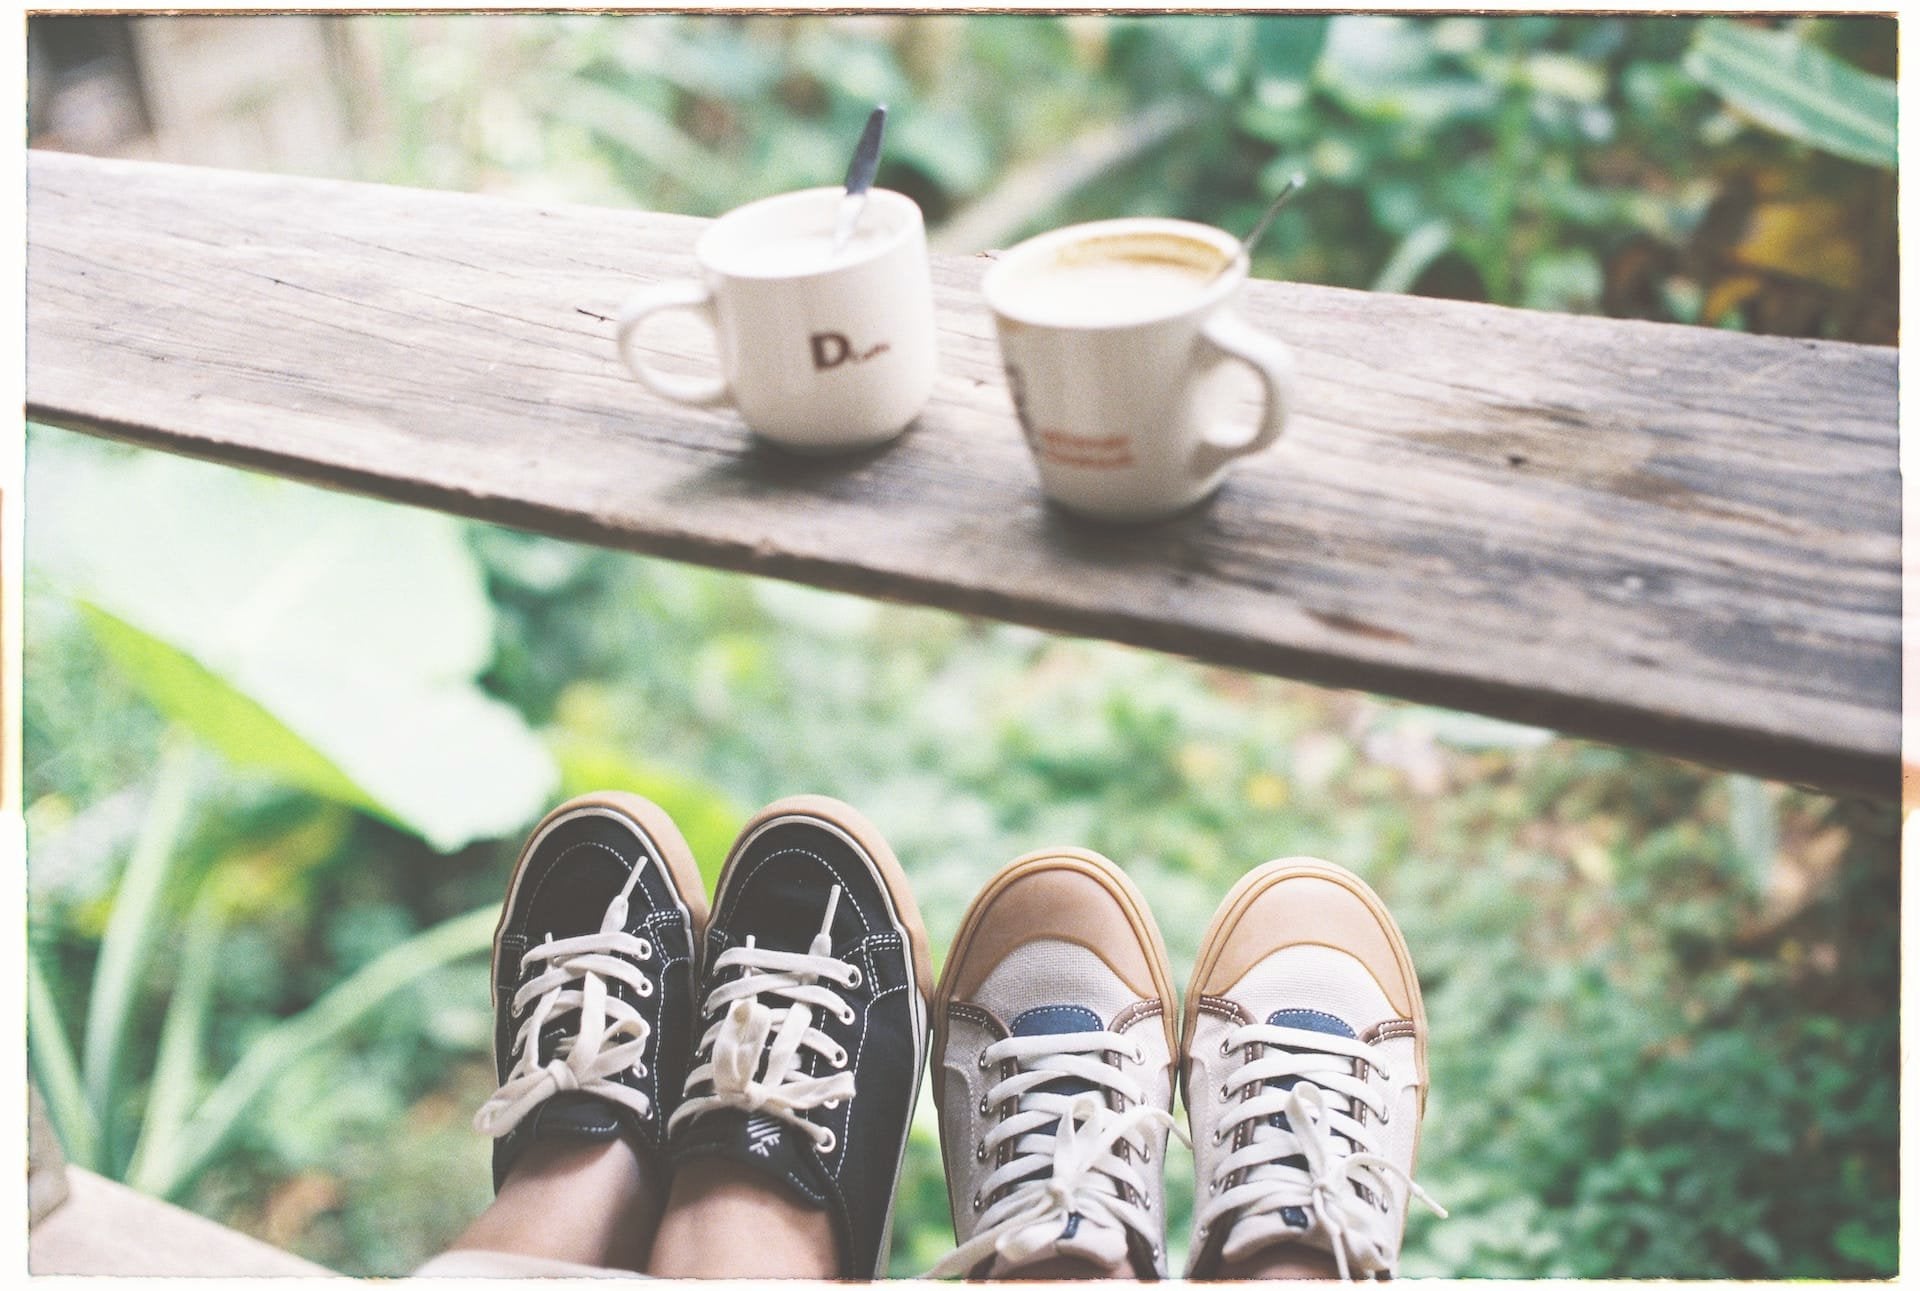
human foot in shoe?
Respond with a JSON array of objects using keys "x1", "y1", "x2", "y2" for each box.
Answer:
[
  {"x1": 664, "y1": 796, "x2": 932, "y2": 1278},
  {"x1": 929, "y1": 848, "x2": 1184, "y2": 1279},
  {"x1": 1183, "y1": 858, "x2": 1444, "y2": 1280},
  {"x1": 473, "y1": 793, "x2": 708, "y2": 1189}
]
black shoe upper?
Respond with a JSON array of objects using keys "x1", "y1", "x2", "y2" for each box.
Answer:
[
  {"x1": 668, "y1": 812, "x2": 926, "y2": 1278},
  {"x1": 486, "y1": 803, "x2": 700, "y2": 1191}
]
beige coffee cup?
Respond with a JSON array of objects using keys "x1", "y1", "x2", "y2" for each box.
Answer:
[{"x1": 983, "y1": 218, "x2": 1296, "y2": 521}]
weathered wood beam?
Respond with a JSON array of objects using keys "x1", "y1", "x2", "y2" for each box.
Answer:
[{"x1": 25, "y1": 151, "x2": 1899, "y2": 797}]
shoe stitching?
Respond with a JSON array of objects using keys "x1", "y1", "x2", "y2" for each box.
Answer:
[{"x1": 726, "y1": 845, "x2": 878, "y2": 936}]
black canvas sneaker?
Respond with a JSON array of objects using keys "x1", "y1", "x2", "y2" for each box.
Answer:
[
  {"x1": 473, "y1": 793, "x2": 708, "y2": 1190},
  {"x1": 666, "y1": 796, "x2": 932, "y2": 1278}
]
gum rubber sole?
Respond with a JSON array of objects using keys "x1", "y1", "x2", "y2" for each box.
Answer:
[
  {"x1": 931, "y1": 845, "x2": 1180, "y2": 1112},
  {"x1": 1182, "y1": 856, "x2": 1428, "y2": 1112}
]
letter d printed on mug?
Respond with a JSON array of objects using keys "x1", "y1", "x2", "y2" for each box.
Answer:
[{"x1": 618, "y1": 186, "x2": 937, "y2": 453}]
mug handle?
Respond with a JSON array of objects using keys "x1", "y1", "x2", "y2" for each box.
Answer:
[
  {"x1": 616, "y1": 281, "x2": 733, "y2": 408},
  {"x1": 1188, "y1": 310, "x2": 1296, "y2": 481}
]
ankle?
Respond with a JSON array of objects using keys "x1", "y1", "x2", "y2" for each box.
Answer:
[
  {"x1": 452, "y1": 1138, "x2": 661, "y2": 1271},
  {"x1": 1218, "y1": 1244, "x2": 1345, "y2": 1279},
  {"x1": 648, "y1": 1157, "x2": 839, "y2": 1277},
  {"x1": 1011, "y1": 1254, "x2": 1134, "y2": 1279}
]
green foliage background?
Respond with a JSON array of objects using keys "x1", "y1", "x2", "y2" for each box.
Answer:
[{"x1": 25, "y1": 12, "x2": 1897, "y2": 1280}]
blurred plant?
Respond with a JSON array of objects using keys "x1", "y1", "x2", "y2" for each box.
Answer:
[{"x1": 24, "y1": 426, "x2": 551, "y2": 1198}]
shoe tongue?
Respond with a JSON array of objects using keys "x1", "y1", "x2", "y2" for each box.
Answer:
[
  {"x1": 522, "y1": 1091, "x2": 629, "y2": 1144},
  {"x1": 1007, "y1": 1004, "x2": 1104, "y2": 1097},
  {"x1": 1218, "y1": 1009, "x2": 1358, "y2": 1263},
  {"x1": 986, "y1": 1006, "x2": 1132, "y2": 1277},
  {"x1": 674, "y1": 1108, "x2": 832, "y2": 1209}
]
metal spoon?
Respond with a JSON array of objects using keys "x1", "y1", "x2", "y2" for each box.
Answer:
[
  {"x1": 1213, "y1": 171, "x2": 1307, "y2": 281},
  {"x1": 831, "y1": 105, "x2": 888, "y2": 256}
]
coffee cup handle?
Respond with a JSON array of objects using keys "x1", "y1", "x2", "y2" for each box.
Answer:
[
  {"x1": 1189, "y1": 311, "x2": 1296, "y2": 480},
  {"x1": 616, "y1": 281, "x2": 733, "y2": 408}
]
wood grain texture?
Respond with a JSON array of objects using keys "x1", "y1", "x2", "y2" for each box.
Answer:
[{"x1": 26, "y1": 151, "x2": 1898, "y2": 797}]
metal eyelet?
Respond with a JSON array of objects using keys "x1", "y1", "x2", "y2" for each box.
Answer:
[
  {"x1": 839, "y1": 1006, "x2": 856, "y2": 1025},
  {"x1": 1220, "y1": 1036, "x2": 1234, "y2": 1056},
  {"x1": 1220, "y1": 1083, "x2": 1232, "y2": 1100},
  {"x1": 824, "y1": 1098, "x2": 841, "y2": 1110},
  {"x1": 978, "y1": 1095, "x2": 992, "y2": 1115},
  {"x1": 1141, "y1": 1146, "x2": 1152, "y2": 1163},
  {"x1": 1208, "y1": 1180, "x2": 1220, "y2": 1194},
  {"x1": 1213, "y1": 1127, "x2": 1227, "y2": 1145},
  {"x1": 846, "y1": 966, "x2": 863, "y2": 988},
  {"x1": 632, "y1": 1060, "x2": 648, "y2": 1077},
  {"x1": 638, "y1": 980, "x2": 654, "y2": 997},
  {"x1": 831, "y1": 1046, "x2": 848, "y2": 1069},
  {"x1": 636, "y1": 940, "x2": 654, "y2": 961},
  {"x1": 1151, "y1": 1245, "x2": 1163, "y2": 1264},
  {"x1": 815, "y1": 1128, "x2": 836, "y2": 1154},
  {"x1": 972, "y1": 1190, "x2": 984, "y2": 1213},
  {"x1": 978, "y1": 1051, "x2": 991, "y2": 1071},
  {"x1": 976, "y1": 1142, "x2": 987, "y2": 1162}
]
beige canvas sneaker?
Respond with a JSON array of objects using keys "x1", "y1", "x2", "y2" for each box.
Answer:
[
  {"x1": 927, "y1": 848, "x2": 1183, "y2": 1278},
  {"x1": 1182, "y1": 858, "x2": 1444, "y2": 1279}
]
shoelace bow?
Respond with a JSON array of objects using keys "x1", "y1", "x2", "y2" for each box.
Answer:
[
  {"x1": 928, "y1": 1031, "x2": 1186, "y2": 1278},
  {"x1": 1194, "y1": 1022, "x2": 1445, "y2": 1280},
  {"x1": 473, "y1": 870, "x2": 658, "y2": 1138},
  {"x1": 667, "y1": 885, "x2": 859, "y2": 1154}
]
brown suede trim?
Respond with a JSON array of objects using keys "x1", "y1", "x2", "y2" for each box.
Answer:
[{"x1": 1361, "y1": 1016, "x2": 1418, "y2": 1043}]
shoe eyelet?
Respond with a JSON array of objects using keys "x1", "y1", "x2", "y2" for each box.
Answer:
[
  {"x1": 815, "y1": 1128, "x2": 836, "y2": 1154},
  {"x1": 1213, "y1": 1127, "x2": 1226, "y2": 1145},
  {"x1": 978, "y1": 1051, "x2": 991, "y2": 1071},
  {"x1": 1220, "y1": 1083, "x2": 1232, "y2": 1100},
  {"x1": 1220, "y1": 1036, "x2": 1234, "y2": 1056},
  {"x1": 839, "y1": 1007, "x2": 856, "y2": 1025},
  {"x1": 1209, "y1": 1180, "x2": 1220, "y2": 1195},
  {"x1": 632, "y1": 1060, "x2": 648, "y2": 1076},
  {"x1": 846, "y1": 966, "x2": 863, "y2": 989},
  {"x1": 637, "y1": 940, "x2": 654, "y2": 961},
  {"x1": 978, "y1": 1095, "x2": 992, "y2": 1116},
  {"x1": 824, "y1": 1098, "x2": 841, "y2": 1110},
  {"x1": 1141, "y1": 1146, "x2": 1152, "y2": 1163},
  {"x1": 1151, "y1": 1244, "x2": 1163, "y2": 1263},
  {"x1": 832, "y1": 1046, "x2": 848, "y2": 1068},
  {"x1": 972, "y1": 1190, "x2": 984, "y2": 1212},
  {"x1": 638, "y1": 981, "x2": 654, "y2": 997}
]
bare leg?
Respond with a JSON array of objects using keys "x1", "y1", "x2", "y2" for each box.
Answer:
[
  {"x1": 1013, "y1": 1254, "x2": 1132, "y2": 1279},
  {"x1": 647, "y1": 1157, "x2": 839, "y2": 1277},
  {"x1": 1219, "y1": 1246, "x2": 1344, "y2": 1279},
  {"x1": 447, "y1": 1139, "x2": 665, "y2": 1273}
]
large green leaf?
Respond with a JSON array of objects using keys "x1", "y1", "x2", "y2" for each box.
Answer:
[
  {"x1": 1685, "y1": 20, "x2": 1895, "y2": 169},
  {"x1": 27, "y1": 431, "x2": 556, "y2": 851}
]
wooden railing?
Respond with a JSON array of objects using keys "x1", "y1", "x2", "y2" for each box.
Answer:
[{"x1": 26, "y1": 150, "x2": 1899, "y2": 798}]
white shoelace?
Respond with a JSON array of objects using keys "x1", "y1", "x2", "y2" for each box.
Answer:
[
  {"x1": 927, "y1": 1031, "x2": 1186, "y2": 1278},
  {"x1": 473, "y1": 871, "x2": 658, "y2": 1138},
  {"x1": 1194, "y1": 1022, "x2": 1445, "y2": 1280},
  {"x1": 667, "y1": 885, "x2": 859, "y2": 1154}
]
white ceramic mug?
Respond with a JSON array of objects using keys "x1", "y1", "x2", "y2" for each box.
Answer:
[
  {"x1": 982, "y1": 217, "x2": 1296, "y2": 521},
  {"x1": 618, "y1": 187, "x2": 936, "y2": 453}
]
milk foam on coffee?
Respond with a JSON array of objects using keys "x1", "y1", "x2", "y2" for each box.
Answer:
[
  {"x1": 714, "y1": 224, "x2": 892, "y2": 277},
  {"x1": 1000, "y1": 233, "x2": 1228, "y2": 327}
]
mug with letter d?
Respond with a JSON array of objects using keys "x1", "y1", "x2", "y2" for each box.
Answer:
[{"x1": 618, "y1": 186, "x2": 937, "y2": 453}]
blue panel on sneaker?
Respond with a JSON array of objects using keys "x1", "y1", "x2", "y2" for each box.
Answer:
[
  {"x1": 1265, "y1": 1007, "x2": 1357, "y2": 1038},
  {"x1": 1009, "y1": 1004, "x2": 1105, "y2": 1037}
]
